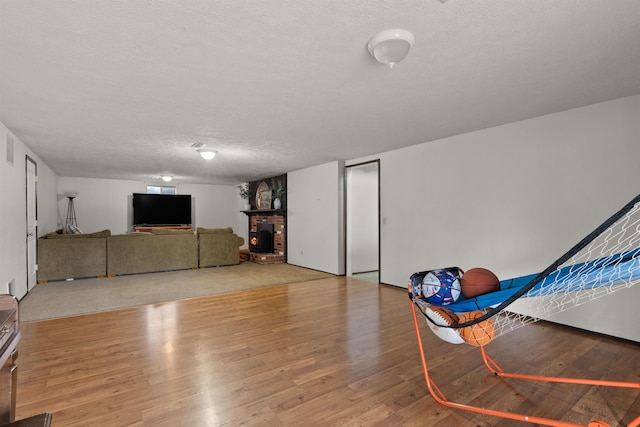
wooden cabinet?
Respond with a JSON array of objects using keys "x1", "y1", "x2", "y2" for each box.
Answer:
[
  {"x1": 134, "y1": 225, "x2": 192, "y2": 233},
  {"x1": 0, "y1": 295, "x2": 20, "y2": 424}
]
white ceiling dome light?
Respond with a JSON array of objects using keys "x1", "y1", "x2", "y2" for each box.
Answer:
[
  {"x1": 198, "y1": 149, "x2": 217, "y2": 160},
  {"x1": 367, "y1": 29, "x2": 415, "y2": 68}
]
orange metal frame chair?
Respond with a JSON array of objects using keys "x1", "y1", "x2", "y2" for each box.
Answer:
[
  {"x1": 410, "y1": 299, "x2": 640, "y2": 427},
  {"x1": 409, "y1": 194, "x2": 640, "y2": 426}
]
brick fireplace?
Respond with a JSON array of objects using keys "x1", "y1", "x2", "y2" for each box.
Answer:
[
  {"x1": 242, "y1": 174, "x2": 287, "y2": 264},
  {"x1": 248, "y1": 214, "x2": 285, "y2": 264}
]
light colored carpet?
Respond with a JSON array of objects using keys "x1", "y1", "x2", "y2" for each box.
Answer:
[{"x1": 19, "y1": 262, "x2": 335, "y2": 322}]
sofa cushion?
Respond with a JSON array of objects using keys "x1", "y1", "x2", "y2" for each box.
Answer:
[
  {"x1": 44, "y1": 229, "x2": 111, "y2": 239},
  {"x1": 197, "y1": 227, "x2": 233, "y2": 234},
  {"x1": 42, "y1": 230, "x2": 61, "y2": 239},
  {"x1": 151, "y1": 228, "x2": 194, "y2": 235},
  {"x1": 110, "y1": 233, "x2": 150, "y2": 238}
]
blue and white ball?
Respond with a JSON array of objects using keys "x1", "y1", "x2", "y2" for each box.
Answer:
[{"x1": 421, "y1": 269, "x2": 461, "y2": 305}]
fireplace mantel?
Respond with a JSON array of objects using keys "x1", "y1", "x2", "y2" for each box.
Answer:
[{"x1": 241, "y1": 209, "x2": 284, "y2": 215}]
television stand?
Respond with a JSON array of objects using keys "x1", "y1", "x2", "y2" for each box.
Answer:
[{"x1": 134, "y1": 225, "x2": 192, "y2": 233}]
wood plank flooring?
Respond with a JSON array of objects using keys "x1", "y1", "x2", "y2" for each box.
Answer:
[{"x1": 14, "y1": 277, "x2": 640, "y2": 426}]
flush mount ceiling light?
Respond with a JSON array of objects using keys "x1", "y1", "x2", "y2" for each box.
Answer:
[
  {"x1": 161, "y1": 175, "x2": 173, "y2": 182},
  {"x1": 367, "y1": 29, "x2": 415, "y2": 68},
  {"x1": 198, "y1": 149, "x2": 217, "y2": 160}
]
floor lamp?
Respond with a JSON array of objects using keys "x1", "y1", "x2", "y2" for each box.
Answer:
[{"x1": 64, "y1": 193, "x2": 78, "y2": 228}]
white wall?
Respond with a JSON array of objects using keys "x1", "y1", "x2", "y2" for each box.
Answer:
[
  {"x1": 57, "y1": 177, "x2": 144, "y2": 234},
  {"x1": 376, "y1": 94, "x2": 640, "y2": 287},
  {"x1": 0, "y1": 122, "x2": 58, "y2": 299},
  {"x1": 287, "y1": 161, "x2": 345, "y2": 275},
  {"x1": 56, "y1": 177, "x2": 243, "y2": 236},
  {"x1": 348, "y1": 94, "x2": 640, "y2": 341}
]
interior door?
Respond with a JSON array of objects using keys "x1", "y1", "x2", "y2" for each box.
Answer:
[{"x1": 26, "y1": 156, "x2": 37, "y2": 292}]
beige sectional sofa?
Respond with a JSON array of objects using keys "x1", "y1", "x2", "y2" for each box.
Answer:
[
  {"x1": 37, "y1": 229, "x2": 110, "y2": 283},
  {"x1": 37, "y1": 227, "x2": 245, "y2": 282}
]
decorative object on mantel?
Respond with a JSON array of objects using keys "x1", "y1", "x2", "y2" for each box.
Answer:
[
  {"x1": 238, "y1": 183, "x2": 251, "y2": 210},
  {"x1": 255, "y1": 181, "x2": 272, "y2": 210},
  {"x1": 270, "y1": 178, "x2": 285, "y2": 210}
]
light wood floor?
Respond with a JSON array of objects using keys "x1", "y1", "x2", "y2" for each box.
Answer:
[{"x1": 15, "y1": 277, "x2": 640, "y2": 426}]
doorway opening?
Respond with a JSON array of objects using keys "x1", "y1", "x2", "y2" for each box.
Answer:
[{"x1": 346, "y1": 160, "x2": 380, "y2": 284}]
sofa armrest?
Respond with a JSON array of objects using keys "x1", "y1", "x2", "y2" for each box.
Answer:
[{"x1": 198, "y1": 233, "x2": 244, "y2": 267}]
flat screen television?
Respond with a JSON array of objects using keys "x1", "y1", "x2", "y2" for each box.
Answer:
[{"x1": 132, "y1": 193, "x2": 192, "y2": 226}]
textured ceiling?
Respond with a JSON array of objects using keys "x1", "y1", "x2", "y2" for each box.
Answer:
[{"x1": 1, "y1": 1, "x2": 640, "y2": 185}]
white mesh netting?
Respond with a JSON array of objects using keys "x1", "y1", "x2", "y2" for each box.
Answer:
[{"x1": 411, "y1": 194, "x2": 640, "y2": 346}]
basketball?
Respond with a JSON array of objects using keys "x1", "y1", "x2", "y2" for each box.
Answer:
[
  {"x1": 421, "y1": 269, "x2": 461, "y2": 305},
  {"x1": 424, "y1": 305, "x2": 464, "y2": 344},
  {"x1": 460, "y1": 267, "x2": 500, "y2": 298},
  {"x1": 459, "y1": 311, "x2": 495, "y2": 346}
]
